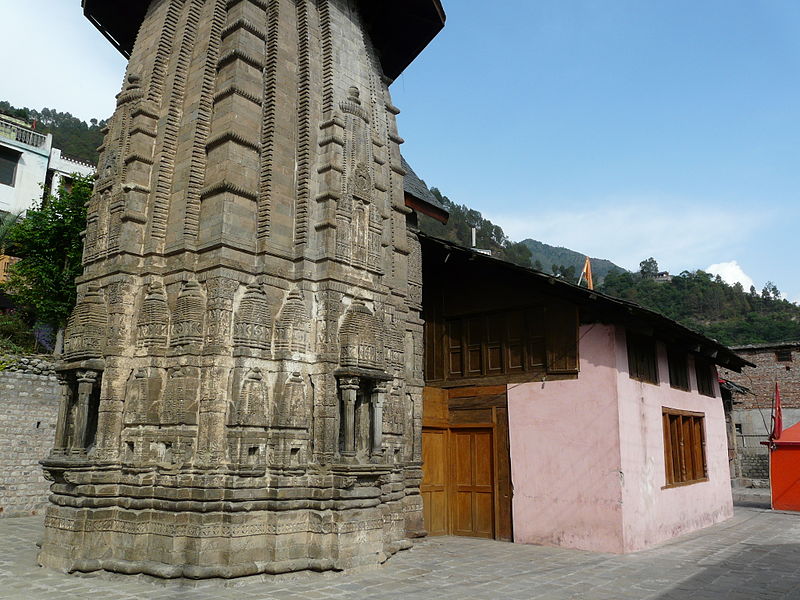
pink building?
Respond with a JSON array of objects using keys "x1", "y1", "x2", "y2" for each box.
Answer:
[
  {"x1": 509, "y1": 324, "x2": 735, "y2": 553},
  {"x1": 419, "y1": 234, "x2": 751, "y2": 553}
]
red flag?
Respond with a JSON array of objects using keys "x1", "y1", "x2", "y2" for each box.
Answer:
[{"x1": 770, "y1": 382, "x2": 783, "y2": 441}]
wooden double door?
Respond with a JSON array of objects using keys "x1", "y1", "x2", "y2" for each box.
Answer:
[
  {"x1": 422, "y1": 427, "x2": 495, "y2": 538},
  {"x1": 421, "y1": 386, "x2": 513, "y2": 541}
]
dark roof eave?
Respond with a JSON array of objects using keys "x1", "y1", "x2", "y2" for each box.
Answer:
[
  {"x1": 82, "y1": 0, "x2": 445, "y2": 80},
  {"x1": 405, "y1": 194, "x2": 449, "y2": 224},
  {"x1": 419, "y1": 233, "x2": 755, "y2": 372}
]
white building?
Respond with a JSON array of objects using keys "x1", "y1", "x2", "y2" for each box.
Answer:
[{"x1": 0, "y1": 114, "x2": 95, "y2": 215}]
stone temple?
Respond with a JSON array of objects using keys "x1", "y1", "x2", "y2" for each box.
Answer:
[{"x1": 38, "y1": 0, "x2": 445, "y2": 578}]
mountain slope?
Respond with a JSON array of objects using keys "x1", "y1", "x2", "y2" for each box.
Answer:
[{"x1": 521, "y1": 238, "x2": 625, "y2": 281}]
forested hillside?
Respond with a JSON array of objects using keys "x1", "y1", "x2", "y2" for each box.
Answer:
[
  {"x1": 0, "y1": 101, "x2": 105, "y2": 164},
  {"x1": 599, "y1": 263, "x2": 800, "y2": 346},
  {"x1": 521, "y1": 238, "x2": 623, "y2": 282},
  {"x1": 417, "y1": 188, "x2": 534, "y2": 267}
]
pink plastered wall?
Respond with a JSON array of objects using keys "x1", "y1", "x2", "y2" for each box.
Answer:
[
  {"x1": 613, "y1": 327, "x2": 733, "y2": 552},
  {"x1": 507, "y1": 324, "x2": 626, "y2": 553},
  {"x1": 507, "y1": 324, "x2": 733, "y2": 554}
]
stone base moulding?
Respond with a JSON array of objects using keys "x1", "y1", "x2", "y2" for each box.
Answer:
[{"x1": 37, "y1": 462, "x2": 425, "y2": 578}]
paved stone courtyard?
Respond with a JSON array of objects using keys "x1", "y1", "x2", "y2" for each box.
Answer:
[{"x1": 2, "y1": 503, "x2": 799, "y2": 599}]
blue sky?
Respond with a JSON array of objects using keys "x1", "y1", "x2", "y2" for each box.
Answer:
[{"x1": 1, "y1": 0, "x2": 797, "y2": 300}]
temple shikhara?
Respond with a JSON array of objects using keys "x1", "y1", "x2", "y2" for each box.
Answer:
[{"x1": 38, "y1": 0, "x2": 445, "y2": 577}]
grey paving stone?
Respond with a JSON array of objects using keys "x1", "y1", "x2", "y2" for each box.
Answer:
[{"x1": 3, "y1": 507, "x2": 800, "y2": 599}]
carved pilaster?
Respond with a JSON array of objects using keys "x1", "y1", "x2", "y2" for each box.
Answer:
[
  {"x1": 197, "y1": 366, "x2": 230, "y2": 467},
  {"x1": 204, "y1": 276, "x2": 239, "y2": 355},
  {"x1": 72, "y1": 370, "x2": 99, "y2": 454},
  {"x1": 371, "y1": 383, "x2": 387, "y2": 457},
  {"x1": 53, "y1": 373, "x2": 72, "y2": 455},
  {"x1": 92, "y1": 369, "x2": 123, "y2": 461},
  {"x1": 339, "y1": 376, "x2": 359, "y2": 456}
]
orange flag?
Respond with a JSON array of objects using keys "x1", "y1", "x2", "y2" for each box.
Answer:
[{"x1": 579, "y1": 256, "x2": 594, "y2": 290}]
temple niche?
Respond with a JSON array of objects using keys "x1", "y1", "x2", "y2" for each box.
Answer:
[{"x1": 39, "y1": 0, "x2": 445, "y2": 579}]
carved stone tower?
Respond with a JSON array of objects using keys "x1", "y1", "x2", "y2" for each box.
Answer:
[{"x1": 39, "y1": 0, "x2": 445, "y2": 577}]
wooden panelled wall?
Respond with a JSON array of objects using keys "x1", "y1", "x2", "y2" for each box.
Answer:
[{"x1": 423, "y1": 245, "x2": 581, "y2": 387}]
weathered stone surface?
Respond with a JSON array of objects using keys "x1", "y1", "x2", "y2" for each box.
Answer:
[
  {"x1": 0, "y1": 358, "x2": 60, "y2": 517},
  {"x1": 40, "y1": 0, "x2": 429, "y2": 578}
]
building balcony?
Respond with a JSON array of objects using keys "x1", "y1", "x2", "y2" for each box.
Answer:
[{"x1": 0, "y1": 116, "x2": 49, "y2": 151}]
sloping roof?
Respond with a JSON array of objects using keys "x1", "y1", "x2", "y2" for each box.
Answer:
[
  {"x1": 419, "y1": 233, "x2": 755, "y2": 373},
  {"x1": 731, "y1": 341, "x2": 800, "y2": 352},
  {"x1": 768, "y1": 421, "x2": 800, "y2": 447},
  {"x1": 402, "y1": 156, "x2": 448, "y2": 222},
  {"x1": 82, "y1": 0, "x2": 445, "y2": 81}
]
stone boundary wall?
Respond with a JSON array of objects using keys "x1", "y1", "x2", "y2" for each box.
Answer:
[
  {"x1": 0, "y1": 355, "x2": 59, "y2": 517},
  {"x1": 739, "y1": 449, "x2": 769, "y2": 484}
]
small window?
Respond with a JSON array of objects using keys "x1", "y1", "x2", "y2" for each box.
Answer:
[
  {"x1": 695, "y1": 358, "x2": 716, "y2": 398},
  {"x1": 776, "y1": 349, "x2": 793, "y2": 363},
  {"x1": 0, "y1": 146, "x2": 20, "y2": 186},
  {"x1": 627, "y1": 331, "x2": 658, "y2": 384},
  {"x1": 667, "y1": 347, "x2": 689, "y2": 391},
  {"x1": 663, "y1": 408, "x2": 707, "y2": 487}
]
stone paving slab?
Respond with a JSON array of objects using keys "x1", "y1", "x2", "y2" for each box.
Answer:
[{"x1": 2, "y1": 507, "x2": 800, "y2": 599}]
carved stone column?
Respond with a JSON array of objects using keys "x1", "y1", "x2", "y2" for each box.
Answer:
[
  {"x1": 339, "y1": 377, "x2": 360, "y2": 456},
  {"x1": 93, "y1": 367, "x2": 124, "y2": 462},
  {"x1": 72, "y1": 370, "x2": 98, "y2": 454},
  {"x1": 52, "y1": 373, "x2": 72, "y2": 455},
  {"x1": 371, "y1": 383, "x2": 387, "y2": 456},
  {"x1": 197, "y1": 366, "x2": 230, "y2": 467}
]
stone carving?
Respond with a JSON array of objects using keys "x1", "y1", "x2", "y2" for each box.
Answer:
[
  {"x1": 161, "y1": 366, "x2": 199, "y2": 425},
  {"x1": 41, "y1": 0, "x2": 440, "y2": 579},
  {"x1": 169, "y1": 280, "x2": 205, "y2": 349},
  {"x1": 233, "y1": 282, "x2": 272, "y2": 355},
  {"x1": 204, "y1": 277, "x2": 239, "y2": 351},
  {"x1": 136, "y1": 281, "x2": 169, "y2": 349},
  {"x1": 274, "y1": 289, "x2": 309, "y2": 356},
  {"x1": 63, "y1": 285, "x2": 108, "y2": 361},
  {"x1": 236, "y1": 368, "x2": 269, "y2": 427},
  {"x1": 273, "y1": 371, "x2": 308, "y2": 429},
  {"x1": 340, "y1": 300, "x2": 385, "y2": 371}
]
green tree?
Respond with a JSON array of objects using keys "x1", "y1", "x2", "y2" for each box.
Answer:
[
  {"x1": 639, "y1": 257, "x2": 659, "y2": 279},
  {"x1": 3, "y1": 175, "x2": 92, "y2": 350},
  {"x1": 0, "y1": 211, "x2": 23, "y2": 251}
]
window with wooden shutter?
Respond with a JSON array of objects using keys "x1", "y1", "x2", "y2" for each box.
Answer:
[
  {"x1": 667, "y1": 346, "x2": 689, "y2": 391},
  {"x1": 626, "y1": 331, "x2": 659, "y2": 384},
  {"x1": 438, "y1": 304, "x2": 576, "y2": 383},
  {"x1": 545, "y1": 304, "x2": 579, "y2": 373},
  {"x1": 662, "y1": 408, "x2": 707, "y2": 487},
  {"x1": 694, "y1": 358, "x2": 716, "y2": 398}
]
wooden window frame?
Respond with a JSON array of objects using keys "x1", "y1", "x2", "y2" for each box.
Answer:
[
  {"x1": 776, "y1": 349, "x2": 793, "y2": 363},
  {"x1": 626, "y1": 331, "x2": 659, "y2": 385},
  {"x1": 662, "y1": 408, "x2": 708, "y2": 489},
  {"x1": 667, "y1": 346, "x2": 689, "y2": 391},
  {"x1": 694, "y1": 358, "x2": 716, "y2": 398}
]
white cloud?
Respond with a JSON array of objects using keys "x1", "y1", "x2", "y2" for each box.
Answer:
[
  {"x1": 485, "y1": 197, "x2": 770, "y2": 275},
  {"x1": 705, "y1": 261, "x2": 755, "y2": 290}
]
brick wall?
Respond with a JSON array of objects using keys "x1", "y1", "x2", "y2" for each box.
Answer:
[
  {"x1": 0, "y1": 356, "x2": 59, "y2": 517},
  {"x1": 720, "y1": 344, "x2": 800, "y2": 410}
]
